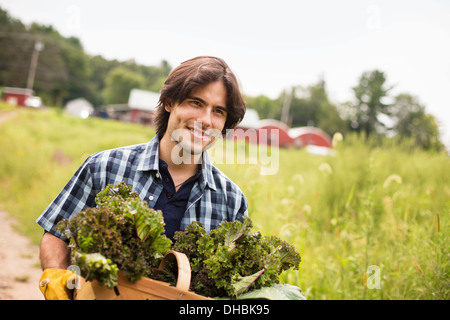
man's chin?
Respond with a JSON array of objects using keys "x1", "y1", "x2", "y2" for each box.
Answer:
[
  {"x1": 182, "y1": 141, "x2": 209, "y2": 155},
  {"x1": 170, "y1": 140, "x2": 209, "y2": 163}
]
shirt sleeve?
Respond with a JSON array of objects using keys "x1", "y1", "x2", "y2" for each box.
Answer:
[
  {"x1": 35, "y1": 156, "x2": 97, "y2": 240},
  {"x1": 235, "y1": 191, "x2": 249, "y2": 222}
]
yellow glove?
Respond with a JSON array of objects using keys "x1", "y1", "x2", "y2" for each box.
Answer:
[{"x1": 39, "y1": 268, "x2": 78, "y2": 300}]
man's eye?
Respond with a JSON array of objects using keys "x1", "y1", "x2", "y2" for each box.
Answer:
[
  {"x1": 190, "y1": 100, "x2": 201, "y2": 106},
  {"x1": 215, "y1": 108, "x2": 226, "y2": 116}
]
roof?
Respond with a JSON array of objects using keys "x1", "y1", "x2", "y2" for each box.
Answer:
[
  {"x1": 128, "y1": 89, "x2": 160, "y2": 111},
  {"x1": 238, "y1": 108, "x2": 260, "y2": 129},
  {"x1": 288, "y1": 126, "x2": 331, "y2": 140},
  {"x1": 64, "y1": 98, "x2": 94, "y2": 118},
  {"x1": 65, "y1": 97, "x2": 93, "y2": 107},
  {"x1": 3, "y1": 87, "x2": 34, "y2": 96},
  {"x1": 288, "y1": 126, "x2": 332, "y2": 148},
  {"x1": 259, "y1": 119, "x2": 290, "y2": 132}
]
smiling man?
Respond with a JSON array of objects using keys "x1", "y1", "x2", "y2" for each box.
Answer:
[{"x1": 36, "y1": 56, "x2": 248, "y2": 300}]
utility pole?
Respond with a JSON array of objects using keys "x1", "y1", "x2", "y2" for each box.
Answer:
[
  {"x1": 280, "y1": 87, "x2": 294, "y2": 125},
  {"x1": 26, "y1": 40, "x2": 44, "y2": 91}
]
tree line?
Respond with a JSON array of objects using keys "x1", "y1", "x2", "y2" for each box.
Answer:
[
  {"x1": 0, "y1": 7, "x2": 444, "y2": 152},
  {"x1": 245, "y1": 70, "x2": 444, "y2": 152},
  {"x1": 0, "y1": 7, "x2": 170, "y2": 108}
]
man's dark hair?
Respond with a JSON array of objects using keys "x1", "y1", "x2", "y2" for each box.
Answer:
[{"x1": 154, "y1": 56, "x2": 246, "y2": 136}]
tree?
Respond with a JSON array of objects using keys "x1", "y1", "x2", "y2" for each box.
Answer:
[
  {"x1": 0, "y1": 8, "x2": 94, "y2": 106},
  {"x1": 1, "y1": 7, "x2": 171, "y2": 107},
  {"x1": 309, "y1": 81, "x2": 347, "y2": 135},
  {"x1": 103, "y1": 66, "x2": 146, "y2": 104},
  {"x1": 0, "y1": 7, "x2": 28, "y2": 87},
  {"x1": 244, "y1": 94, "x2": 281, "y2": 120},
  {"x1": 44, "y1": 30, "x2": 94, "y2": 106},
  {"x1": 390, "y1": 93, "x2": 444, "y2": 151},
  {"x1": 350, "y1": 70, "x2": 393, "y2": 137},
  {"x1": 87, "y1": 55, "x2": 120, "y2": 106},
  {"x1": 286, "y1": 80, "x2": 347, "y2": 135}
]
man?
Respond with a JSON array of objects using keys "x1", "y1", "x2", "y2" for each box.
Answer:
[{"x1": 36, "y1": 56, "x2": 248, "y2": 299}]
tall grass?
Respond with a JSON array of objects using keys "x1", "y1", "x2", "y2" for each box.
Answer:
[
  {"x1": 0, "y1": 105, "x2": 153, "y2": 244},
  {"x1": 0, "y1": 104, "x2": 448, "y2": 299},
  {"x1": 215, "y1": 133, "x2": 449, "y2": 300}
]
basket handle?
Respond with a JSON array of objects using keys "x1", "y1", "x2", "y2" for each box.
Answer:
[{"x1": 158, "y1": 250, "x2": 191, "y2": 291}]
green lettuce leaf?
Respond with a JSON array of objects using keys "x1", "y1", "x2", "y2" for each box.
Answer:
[
  {"x1": 231, "y1": 269, "x2": 265, "y2": 296},
  {"x1": 236, "y1": 284, "x2": 306, "y2": 300}
]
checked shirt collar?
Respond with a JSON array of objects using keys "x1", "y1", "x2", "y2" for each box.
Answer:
[{"x1": 137, "y1": 135, "x2": 217, "y2": 192}]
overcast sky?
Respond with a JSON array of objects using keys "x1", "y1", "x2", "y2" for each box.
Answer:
[{"x1": 1, "y1": 0, "x2": 449, "y2": 147}]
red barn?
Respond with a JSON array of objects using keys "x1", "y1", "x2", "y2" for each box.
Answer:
[
  {"x1": 230, "y1": 108, "x2": 261, "y2": 144},
  {"x1": 3, "y1": 87, "x2": 33, "y2": 107},
  {"x1": 230, "y1": 109, "x2": 333, "y2": 150},
  {"x1": 288, "y1": 126, "x2": 332, "y2": 148},
  {"x1": 258, "y1": 119, "x2": 294, "y2": 148},
  {"x1": 128, "y1": 89, "x2": 160, "y2": 125}
]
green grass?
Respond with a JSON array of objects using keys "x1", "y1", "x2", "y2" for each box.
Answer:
[
  {"x1": 0, "y1": 104, "x2": 153, "y2": 244},
  {"x1": 215, "y1": 135, "x2": 449, "y2": 300},
  {"x1": 0, "y1": 103, "x2": 448, "y2": 299}
]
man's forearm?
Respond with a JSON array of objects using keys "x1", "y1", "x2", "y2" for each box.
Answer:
[{"x1": 40, "y1": 232, "x2": 71, "y2": 270}]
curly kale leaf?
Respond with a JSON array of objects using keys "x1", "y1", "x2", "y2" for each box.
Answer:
[
  {"x1": 95, "y1": 181, "x2": 140, "y2": 208},
  {"x1": 231, "y1": 269, "x2": 265, "y2": 296},
  {"x1": 57, "y1": 182, "x2": 172, "y2": 287},
  {"x1": 173, "y1": 221, "x2": 208, "y2": 273},
  {"x1": 221, "y1": 217, "x2": 252, "y2": 251},
  {"x1": 74, "y1": 252, "x2": 119, "y2": 289},
  {"x1": 262, "y1": 236, "x2": 301, "y2": 272},
  {"x1": 172, "y1": 217, "x2": 302, "y2": 298}
]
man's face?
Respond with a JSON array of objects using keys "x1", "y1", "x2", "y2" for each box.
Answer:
[{"x1": 164, "y1": 81, "x2": 228, "y2": 157}]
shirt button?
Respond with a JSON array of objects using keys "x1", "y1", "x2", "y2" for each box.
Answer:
[
  {"x1": 167, "y1": 193, "x2": 173, "y2": 199},
  {"x1": 149, "y1": 195, "x2": 154, "y2": 201},
  {"x1": 155, "y1": 173, "x2": 160, "y2": 178}
]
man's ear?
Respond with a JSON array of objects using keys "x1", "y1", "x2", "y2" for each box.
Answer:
[{"x1": 164, "y1": 99, "x2": 173, "y2": 113}]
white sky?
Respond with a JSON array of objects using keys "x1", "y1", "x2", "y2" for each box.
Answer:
[{"x1": 1, "y1": 0, "x2": 449, "y2": 148}]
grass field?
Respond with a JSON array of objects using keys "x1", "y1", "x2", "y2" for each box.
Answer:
[{"x1": 0, "y1": 103, "x2": 448, "y2": 300}]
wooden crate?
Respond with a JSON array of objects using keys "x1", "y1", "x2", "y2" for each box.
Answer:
[{"x1": 74, "y1": 250, "x2": 213, "y2": 300}]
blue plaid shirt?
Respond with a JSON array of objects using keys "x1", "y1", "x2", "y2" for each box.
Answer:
[{"x1": 36, "y1": 135, "x2": 248, "y2": 240}]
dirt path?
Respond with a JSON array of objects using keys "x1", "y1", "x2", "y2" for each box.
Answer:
[
  {"x1": 0, "y1": 109, "x2": 19, "y2": 124},
  {"x1": 0, "y1": 209, "x2": 44, "y2": 300},
  {"x1": 0, "y1": 108, "x2": 43, "y2": 299},
  {"x1": 0, "y1": 108, "x2": 42, "y2": 299}
]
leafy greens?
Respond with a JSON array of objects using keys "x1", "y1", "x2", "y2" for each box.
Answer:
[
  {"x1": 57, "y1": 182, "x2": 302, "y2": 299},
  {"x1": 172, "y1": 217, "x2": 302, "y2": 298},
  {"x1": 57, "y1": 181, "x2": 172, "y2": 288}
]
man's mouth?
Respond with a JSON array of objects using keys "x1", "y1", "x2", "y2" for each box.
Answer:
[{"x1": 188, "y1": 126, "x2": 209, "y2": 141}]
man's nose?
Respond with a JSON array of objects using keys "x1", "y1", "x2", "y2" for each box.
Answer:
[{"x1": 196, "y1": 107, "x2": 212, "y2": 129}]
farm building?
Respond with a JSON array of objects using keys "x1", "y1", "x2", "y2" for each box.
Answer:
[
  {"x1": 288, "y1": 126, "x2": 332, "y2": 148},
  {"x1": 258, "y1": 119, "x2": 294, "y2": 148},
  {"x1": 237, "y1": 108, "x2": 260, "y2": 129},
  {"x1": 95, "y1": 104, "x2": 131, "y2": 121},
  {"x1": 65, "y1": 98, "x2": 94, "y2": 119},
  {"x1": 230, "y1": 108, "x2": 261, "y2": 144},
  {"x1": 128, "y1": 89, "x2": 160, "y2": 125},
  {"x1": 231, "y1": 115, "x2": 294, "y2": 148},
  {"x1": 2, "y1": 87, "x2": 36, "y2": 107},
  {"x1": 230, "y1": 109, "x2": 333, "y2": 151}
]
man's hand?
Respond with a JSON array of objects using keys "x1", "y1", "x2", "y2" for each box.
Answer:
[
  {"x1": 39, "y1": 232, "x2": 73, "y2": 299},
  {"x1": 39, "y1": 268, "x2": 78, "y2": 300}
]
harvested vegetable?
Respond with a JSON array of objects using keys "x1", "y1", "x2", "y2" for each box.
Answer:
[
  {"x1": 172, "y1": 217, "x2": 302, "y2": 298},
  {"x1": 57, "y1": 182, "x2": 172, "y2": 288},
  {"x1": 57, "y1": 182, "x2": 303, "y2": 300}
]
